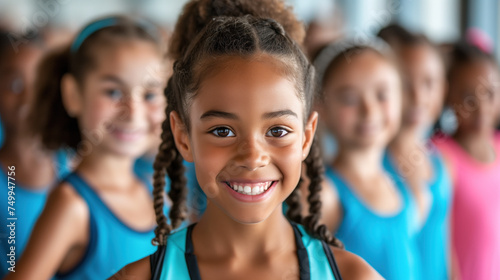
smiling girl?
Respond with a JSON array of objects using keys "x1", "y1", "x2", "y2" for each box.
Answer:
[
  {"x1": 6, "y1": 16, "x2": 167, "y2": 280},
  {"x1": 315, "y1": 39, "x2": 420, "y2": 280},
  {"x1": 112, "y1": 16, "x2": 381, "y2": 280}
]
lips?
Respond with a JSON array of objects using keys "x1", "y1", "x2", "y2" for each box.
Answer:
[{"x1": 109, "y1": 127, "x2": 146, "y2": 141}]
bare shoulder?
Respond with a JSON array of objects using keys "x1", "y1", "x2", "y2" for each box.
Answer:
[
  {"x1": 47, "y1": 181, "x2": 88, "y2": 218},
  {"x1": 108, "y1": 256, "x2": 151, "y2": 280},
  {"x1": 331, "y1": 247, "x2": 383, "y2": 280}
]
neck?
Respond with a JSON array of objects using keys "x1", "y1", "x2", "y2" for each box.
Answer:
[
  {"x1": 453, "y1": 128, "x2": 496, "y2": 162},
  {"x1": 390, "y1": 126, "x2": 430, "y2": 154},
  {"x1": 333, "y1": 145, "x2": 385, "y2": 179},
  {"x1": 454, "y1": 128, "x2": 494, "y2": 144},
  {"x1": 76, "y1": 149, "x2": 136, "y2": 188},
  {"x1": 193, "y1": 202, "x2": 294, "y2": 259}
]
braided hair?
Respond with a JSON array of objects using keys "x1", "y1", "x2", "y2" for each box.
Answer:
[{"x1": 152, "y1": 15, "x2": 342, "y2": 248}]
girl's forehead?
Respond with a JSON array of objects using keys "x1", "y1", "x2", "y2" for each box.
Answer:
[
  {"x1": 90, "y1": 42, "x2": 165, "y2": 84},
  {"x1": 325, "y1": 51, "x2": 399, "y2": 90},
  {"x1": 189, "y1": 58, "x2": 305, "y2": 118}
]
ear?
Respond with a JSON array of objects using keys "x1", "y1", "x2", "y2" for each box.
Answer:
[
  {"x1": 61, "y1": 74, "x2": 83, "y2": 118},
  {"x1": 170, "y1": 111, "x2": 193, "y2": 162},
  {"x1": 302, "y1": 111, "x2": 319, "y2": 161}
]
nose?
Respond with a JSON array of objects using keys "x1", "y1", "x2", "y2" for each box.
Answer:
[
  {"x1": 233, "y1": 136, "x2": 270, "y2": 171},
  {"x1": 360, "y1": 98, "x2": 376, "y2": 121},
  {"x1": 119, "y1": 93, "x2": 144, "y2": 122},
  {"x1": 409, "y1": 84, "x2": 425, "y2": 107}
]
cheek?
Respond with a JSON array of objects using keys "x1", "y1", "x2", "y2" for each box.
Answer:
[
  {"x1": 80, "y1": 97, "x2": 117, "y2": 131},
  {"x1": 383, "y1": 96, "x2": 402, "y2": 129},
  {"x1": 327, "y1": 104, "x2": 358, "y2": 133}
]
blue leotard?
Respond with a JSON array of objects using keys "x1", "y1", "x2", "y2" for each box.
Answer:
[
  {"x1": 384, "y1": 148, "x2": 452, "y2": 280},
  {"x1": 0, "y1": 150, "x2": 71, "y2": 278},
  {"x1": 326, "y1": 166, "x2": 420, "y2": 280},
  {"x1": 53, "y1": 172, "x2": 157, "y2": 280}
]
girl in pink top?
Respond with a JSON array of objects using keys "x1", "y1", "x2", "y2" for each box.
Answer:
[{"x1": 434, "y1": 42, "x2": 500, "y2": 280}]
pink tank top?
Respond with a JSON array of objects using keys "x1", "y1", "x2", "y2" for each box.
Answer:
[{"x1": 433, "y1": 133, "x2": 500, "y2": 280}]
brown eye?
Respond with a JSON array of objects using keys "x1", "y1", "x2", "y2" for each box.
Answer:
[
  {"x1": 211, "y1": 127, "x2": 235, "y2": 137},
  {"x1": 266, "y1": 127, "x2": 289, "y2": 138}
]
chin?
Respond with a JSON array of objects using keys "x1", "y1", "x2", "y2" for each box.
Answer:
[{"x1": 219, "y1": 204, "x2": 276, "y2": 225}]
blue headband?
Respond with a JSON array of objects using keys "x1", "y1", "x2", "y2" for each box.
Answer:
[{"x1": 70, "y1": 17, "x2": 119, "y2": 53}]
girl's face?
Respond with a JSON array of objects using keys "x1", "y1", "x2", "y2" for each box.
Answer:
[
  {"x1": 399, "y1": 44, "x2": 446, "y2": 132},
  {"x1": 448, "y1": 60, "x2": 500, "y2": 135},
  {"x1": 67, "y1": 40, "x2": 166, "y2": 158},
  {"x1": 320, "y1": 50, "x2": 402, "y2": 149},
  {"x1": 0, "y1": 46, "x2": 42, "y2": 130},
  {"x1": 172, "y1": 56, "x2": 317, "y2": 224}
]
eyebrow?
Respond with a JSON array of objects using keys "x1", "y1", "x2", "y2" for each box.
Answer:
[
  {"x1": 263, "y1": 109, "x2": 298, "y2": 119},
  {"x1": 200, "y1": 109, "x2": 298, "y2": 120},
  {"x1": 100, "y1": 75, "x2": 125, "y2": 86},
  {"x1": 200, "y1": 110, "x2": 238, "y2": 120}
]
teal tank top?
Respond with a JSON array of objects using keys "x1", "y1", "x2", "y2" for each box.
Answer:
[
  {"x1": 53, "y1": 172, "x2": 157, "y2": 280},
  {"x1": 384, "y1": 148, "x2": 452, "y2": 280},
  {"x1": 326, "y1": 166, "x2": 420, "y2": 280},
  {"x1": 0, "y1": 150, "x2": 71, "y2": 279},
  {"x1": 150, "y1": 223, "x2": 342, "y2": 280}
]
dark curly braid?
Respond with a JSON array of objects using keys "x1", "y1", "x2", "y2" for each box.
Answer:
[
  {"x1": 152, "y1": 15, "x2": 343, "y2": 249},
  {"x1": 285, "y1": 178, "x2": 304, "y2": 224},
  {"x1": 303, "y1": 138, "x2": 344, "y2": 248}
]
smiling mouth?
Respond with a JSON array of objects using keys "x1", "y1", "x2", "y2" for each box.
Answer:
[{"x1": 224, "y1": 181, "x2": 277, "y2": 196}]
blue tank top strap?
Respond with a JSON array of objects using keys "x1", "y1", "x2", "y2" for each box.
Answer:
[
  {"x1": 324, "y1": 165, "x2": 366, "y2": 235},
  {"x1": 56, "y1": 172, "x2": 157, "y2": 279},
  {"x1": 155, "y1": 222, "x2": 340, "y2": 280}
]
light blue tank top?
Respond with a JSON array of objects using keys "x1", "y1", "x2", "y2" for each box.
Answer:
[
  {"x1": 53, "y1": 172, "x2": 157, "y2": 280},
  {"x1": 0, "y1": 150, "x2": 71, "y2": 279},
  {"x1": 384, "y1": 148, "x2": 452, "y2": 280},
  {"x1": 155, "y1": 223, "x2": 341, "y2": 280},
  {"x1": 326, "y1": 166, "x2": 420, "y2": 280}
]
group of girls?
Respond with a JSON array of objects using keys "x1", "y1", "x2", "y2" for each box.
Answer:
[{"x1": 1, "y1": 0, "x2": 499, "y2": 279}]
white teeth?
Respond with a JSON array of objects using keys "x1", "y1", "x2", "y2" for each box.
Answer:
[
  {"x1": 228, "y1": 182, "x2": 273, "y2": 196},
  {"x1": 251, "y1": 186, "x2": 259, "y2": 194}
]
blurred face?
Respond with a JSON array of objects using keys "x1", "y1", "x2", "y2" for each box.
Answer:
[
  {"x1": 0, "y1": 46, "x2": 42, "y2": 131},
  {"x1": 320, "y1": 50, "x2": 402, "y2": 149},
  {"x1": 399, "y1": 44, "x2": 446, "y2": 132},
  {"x1": 174, "y1": 56, "x2": 316, "y2": 224},
  {"x1": 71, "y1": 40, "x2": 166, "y2": 158},
  {"x1": 448, "y1": 60, "x2": 500, "y2": 135}
]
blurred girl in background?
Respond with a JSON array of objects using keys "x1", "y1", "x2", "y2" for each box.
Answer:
[
  {"x1": 434, "y1": 42, "x2": 500, "y2": 280},
  {"x1": 0, "y1": 29, "x2": 71, "y2": 279},
  {"x1": 315, "y1": 38, "x2": 421, "y2": 280},
  {"x1": 6, "y1": 16, "x2": 168, "y2": 280},
  {"x1": 378, "y1": 25, "x2": 453, "y2": 280}
]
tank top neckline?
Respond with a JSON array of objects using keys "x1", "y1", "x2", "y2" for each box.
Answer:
[
  {"x1": 326, "y1": 165, "x2": 406, "y2": 219},
  {"x1": 444, "y1": 135, "x2": 500, "y2": 169},
  {"x1": 183, "y1": 222, "x2": 315, "y2": 280},
  {"x1": 67, "y1": 172, "x2": 155, "y2": 234}
]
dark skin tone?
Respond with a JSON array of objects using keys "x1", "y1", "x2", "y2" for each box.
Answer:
[
  {"x1": 111, "y1": 57, "x2": 381, "y2": 280},
  {"x1": 0, "y1": 45, "x2": 56, "y2": 188},
  {"x1": 447, "y1": 59, "x2": 500, "y2": 164}
]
